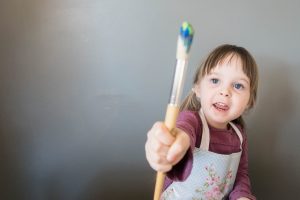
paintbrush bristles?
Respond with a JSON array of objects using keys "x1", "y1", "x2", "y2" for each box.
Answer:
[{"x1": 176, "y1": 22, "x2": 194, "y2": 60}]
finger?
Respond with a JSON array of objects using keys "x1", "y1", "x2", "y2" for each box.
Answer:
[
  {"x1": 147, "y1": 127, "x2": 169, "y2": 155},
  {"x1": 153, "y1": 163, "x2": 173, "y2": 173},
  {"x1": 149, "y1": 162, "x2": 173, "y2": 172},
  {"x1": 152, "y1": 122, "x2": 175, "y2": 146},
  {"x1": 145, "y1": 140, "x2": 169, "y2": 164},
  {"x1": 166, "y1": 130, "x2": 190, "y2": 164},
  {"x1": 146, "y1": 143, "x2": 172, "y2": 172}
]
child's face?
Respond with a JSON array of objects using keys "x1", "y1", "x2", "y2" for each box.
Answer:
[{"x1": 194, "y1": 55, "x2": 250, "y2": 129}]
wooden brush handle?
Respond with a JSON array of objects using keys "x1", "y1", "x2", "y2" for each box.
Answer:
[
  {"x1": 164, "y1": 104, "x2": 179, "y2": 133},
  {"x1": 153, "y1": 172, "x2": 166, "y2": 200},
  {"x1": 153, "y1": 104, "x2": 179, "y2": 200}
]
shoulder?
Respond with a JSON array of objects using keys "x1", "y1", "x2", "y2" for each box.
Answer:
[
  {"x1": 177, "y1": 110, "x2": 201, "y2": 124},
  {"x1": 176, "y1": 110, "x2": 202, "y2": 148},
  {"x1": 176, "y1": 110, "x2": 202, "y2": 133},
  {"x1": 231, "y1": 121, "x2": 248, "y2": 142}
]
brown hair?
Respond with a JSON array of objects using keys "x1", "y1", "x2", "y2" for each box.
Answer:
[{"x1": 180, "y1": 44, "x2": 259, "y2": 128}]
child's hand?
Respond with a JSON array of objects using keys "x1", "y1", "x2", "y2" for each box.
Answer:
[{"x1": 145, "y1": 122, "x2": 190, "y2": 172}]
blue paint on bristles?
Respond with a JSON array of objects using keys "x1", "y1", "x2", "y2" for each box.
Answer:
[{"x1": 179, "y1": 22, "x2": 194, "y2": 54}]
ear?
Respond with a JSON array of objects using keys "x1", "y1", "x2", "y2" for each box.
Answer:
[
  {"x1": 245, "y1": 104, "x2": 250, "y2": 111},
  {"x1": 246, "y1": 97, "x2": 253, "y2": 110},
  {"x1": 244, "y1": 99, "x2": 252, "y2": 113},
  {"x1": 193, "y1": 84, "x2": 201, "y2": 99}
]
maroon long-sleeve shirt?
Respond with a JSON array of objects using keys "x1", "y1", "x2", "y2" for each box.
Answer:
[{"x1": 165, "y1": 111, "x2": 256, "y2": 200}]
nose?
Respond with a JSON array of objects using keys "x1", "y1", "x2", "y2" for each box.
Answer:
[{"x1": 219, "y1": 88, "x2": 231, "y2": 97}]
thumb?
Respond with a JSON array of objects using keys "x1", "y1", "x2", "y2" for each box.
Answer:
[{"x1": 166, "y1": 130, "x2": 190, "y2": 165}]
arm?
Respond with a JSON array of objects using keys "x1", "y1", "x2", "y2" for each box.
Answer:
[
  {"x1": 229, "y1": 133, "x2": 256, "y2": 200},
  {"x1": 166, "y1": 111, "x2": 200, "y2": 181}
]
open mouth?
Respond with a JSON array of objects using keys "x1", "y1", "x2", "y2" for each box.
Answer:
[{"x1": 213, "y1": 102, "x2": 229, "y2": 111}]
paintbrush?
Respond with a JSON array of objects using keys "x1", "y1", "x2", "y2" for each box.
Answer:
[{"x1": 153, "y1": 21, "x2": 194, "y2": 200}]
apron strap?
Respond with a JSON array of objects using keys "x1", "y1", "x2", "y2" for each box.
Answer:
[
  {"x1": 199, "y1": 109, "x2": 243, "y2": 151},
  {"x1": 229, "y1": 122, "x2": 243, "y2": 150},
  {"x1": 199, "y1": 109, "x2": 210, "y2": 151}
]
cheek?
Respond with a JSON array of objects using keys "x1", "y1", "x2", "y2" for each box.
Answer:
[
  {"x1": 194, "y1": 83, "x2": 204, "y2": 99},
  {"x1": 238, "y1": 94, "x2": 251, "y2": 109},
  {"x1": 199, "y1": 91, "x2": 214, "y2": 106}
]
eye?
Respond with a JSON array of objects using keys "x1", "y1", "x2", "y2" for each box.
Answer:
[
  {"x1": 210, "y1": 78, "x2": 219, "y2": 84},
  {"x1": 233, "y1": 83, "x2": 244, "y2": 90}
]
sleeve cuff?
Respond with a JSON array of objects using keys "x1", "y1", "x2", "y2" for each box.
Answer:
[{"x1": 166, "y1": 146, "x2": 193, "y2": 181}]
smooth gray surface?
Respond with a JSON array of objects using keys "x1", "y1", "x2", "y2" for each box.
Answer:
[{"x1": 1, "y1": 0, "x2": 299, "y2": 199}]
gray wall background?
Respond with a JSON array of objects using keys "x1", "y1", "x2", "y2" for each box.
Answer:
[{"x1": 1, "y1": 0, "x2": 299, "y2": 199}]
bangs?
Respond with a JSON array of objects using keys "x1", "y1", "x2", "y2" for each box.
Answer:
[{"x1": 199, "y1": 47, "x2": 257, "y2": 90}]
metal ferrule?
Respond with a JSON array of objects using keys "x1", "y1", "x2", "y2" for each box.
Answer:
[{"x1": 169, "y1": 59, "x2": 188, "y2": 106}]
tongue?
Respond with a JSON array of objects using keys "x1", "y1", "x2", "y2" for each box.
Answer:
[{"x1": 214, "y1": 103, "x2": 229, "y2": 110}]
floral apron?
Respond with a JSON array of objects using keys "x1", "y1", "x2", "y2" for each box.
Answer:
[{"x1": 161, "y1": 109, "x2": 243, "y2": 200}]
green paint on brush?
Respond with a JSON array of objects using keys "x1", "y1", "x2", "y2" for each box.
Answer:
[
  {"x1": 176, "y1": 21, "x2": 194, "y2": 60},
  {"x1": 179, "y1": 21, "x2": 194, "y2": 54}
]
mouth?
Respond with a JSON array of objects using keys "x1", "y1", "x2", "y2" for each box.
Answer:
[{"x1": 213, "y1": 102, "x2": 229, "y2": 111}]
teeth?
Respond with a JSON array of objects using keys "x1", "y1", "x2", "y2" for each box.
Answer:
[
  {"x1": 214, "y1": 102, "x2": 229, "y2": 110},
  {"x1": 216, "y1": 102, "x2": 226, "y2": 107}
]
